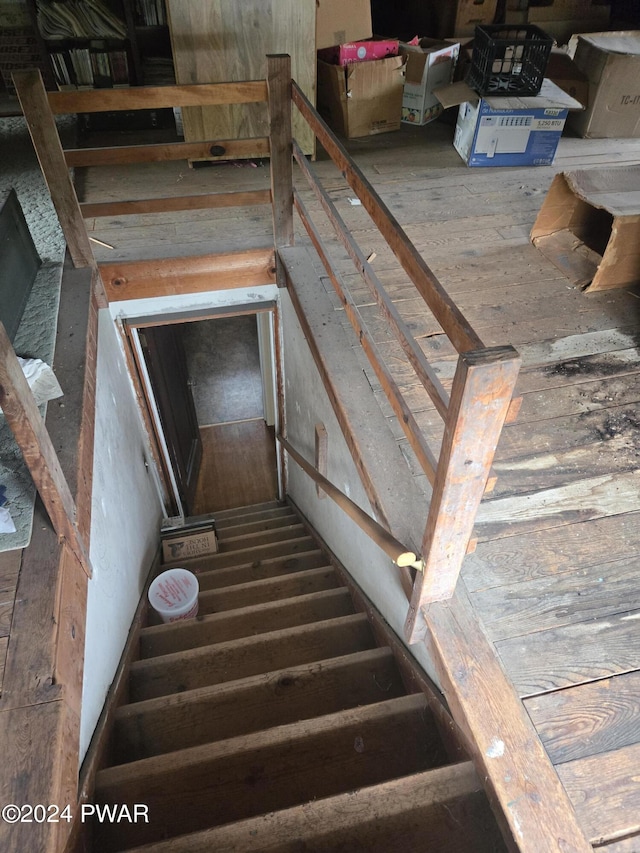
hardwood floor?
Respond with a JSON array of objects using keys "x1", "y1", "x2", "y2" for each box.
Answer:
[{"x1": 192, "y1": 420, "x2": 278, "y2": 514}]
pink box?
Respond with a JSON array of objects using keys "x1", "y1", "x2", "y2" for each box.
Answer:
[{"x1": 318, "y1": 39, "x2": 399, "y2": 66}]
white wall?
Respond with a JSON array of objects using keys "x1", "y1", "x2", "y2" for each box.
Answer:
[
  {"x1": 280, "y1": 292, "x2": 440, "y2": 687},
  {"x1": 80, "y1": 310, "x2": 162, "y2": 760}
]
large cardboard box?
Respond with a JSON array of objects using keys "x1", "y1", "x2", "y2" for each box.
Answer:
[
  {"x1": 316, "y1": 0, "x2": 372, "y2": 50},
  {"x1": 317, "y1": 54, "x2": 406, "y2": 138},
  {"x1": 546, "y1": 49, "x2": 589, "y2": 106},
  {"x1": 568, "y1": 32, "x2": 640, "y2": 138},
  {"x1": 527, "y1": 0, "x2": 610, "y2": 23},
  {"x1": 436, "y1": 78, "x2": 582, "y2": 166},
  {"x1": 426, "y1": 0, "x2": 498, "y2": 37},
  {"x1": 400, "y1": 39, "x2": 460, "y2": 126},
  {"x1": 531, "y1": 165, "x2": 640, "y2": 290}
]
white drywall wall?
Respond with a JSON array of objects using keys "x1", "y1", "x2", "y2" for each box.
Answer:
[
  {"x1": 80, "y1": 310, "x2": 162, "y2": 760},
  {"x1": 280, "y1": 293, "x2": 440, "y2": 687}
]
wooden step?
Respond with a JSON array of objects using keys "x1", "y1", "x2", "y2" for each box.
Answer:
[
  {"x1": 139, "y1": 587, "x2": 355, "y2": 658},
  {"x1": 212, "y1": 500, "x2": 284, "y2": 523},
  {"x1": 113, "y1": 647, "x2": 407, "y2": 763},
  {"x1": 129, "y1": 612, "x2": 375, "y2": 702},
  {"x1": 215, "y1": 512, "x2": 298, "y2": 541},
  {"x1": 94, "y1": 694, "x2": 445, "y2": 851},
  {"x1": 118, "y1": 763, "x2": 506, "y2": 853},
  {"x1": 214, "y1": 504, "x2": 296, "y2": 530},
  {"x1": 216, "y1": 523, "x2": 307, "y2": 551},
  {"x1": 198, "y1": 565, "x2": 339, "y2": 614},
  {"x1": 162, "y1": 535, "x2": 318, "y2": 573},
  {"x1": 195, "y1": 549, "x2": 326, "y2": 592}
]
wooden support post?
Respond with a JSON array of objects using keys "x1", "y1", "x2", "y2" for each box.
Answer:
[
  {"x1": 0, "y1": 322, "x2": 91, "y2": 578},
  {"x1": 315, "y1": 423, "x2": 328, "y2": 499},
  {"x1": 12, "y1": 69, "x2": 96, "y2": 269},
  {"x1": 267, "y1": 54, "x2": 294, "y2": 286},
  {"x1": 405, "y1": 346, "x2": 520, "y2": 642}
]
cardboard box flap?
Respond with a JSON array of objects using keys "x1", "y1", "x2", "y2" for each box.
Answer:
[
  {"x1": 435, "y1": 77, "x2": 583, "y2": 110},
  {"x1": 401, "y1": 39, "x2": 460, "y2": 85},
  {"x1": 434, "y1": 80, "x2": 480, "y2": 109},
  {"x1": 564, "y1": 165, "x2": 640, "y2": 217},
  {"x1": 573, "y1": 31, "x2": 640, "y2": 55}
]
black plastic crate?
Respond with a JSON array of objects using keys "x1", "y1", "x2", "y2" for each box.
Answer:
[{"x1": 467, "y1": 24, "x2": 553, "y2": 96}]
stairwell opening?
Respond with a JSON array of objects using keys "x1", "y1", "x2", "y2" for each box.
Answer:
[{"x1": 124, "y1": 305, "x2": 282, "y2": 519}]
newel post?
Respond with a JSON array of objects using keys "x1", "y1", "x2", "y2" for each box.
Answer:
[
  {"x1": 266, "y1": 54, "x2": 294, "y2": 286},
  {"x1": 405, "y1": 345, "x2": 520, "y2": 643}
]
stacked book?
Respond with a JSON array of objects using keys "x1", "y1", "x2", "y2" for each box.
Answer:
[
  {"x1": 135, "y1": 0, "x2": 166, "y2": 27},
  {"x1": 49, "y1": 41, "x2": 129, "y2": 88},
  {"x1": 37, "y1": 0, "x2": 127, "y2": 40}
]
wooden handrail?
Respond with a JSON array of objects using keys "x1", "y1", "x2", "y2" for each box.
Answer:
[
  {"x1": 291, "y1": 81, "x2": 484, "y2": 356},
  {"x1": 46, "y1": 80, "x2": 269, "y2": 114},
  {"x1": 278, "y1": 435, "x2": 420, "y2": 570},
  {"x1": 64, "y1": 137, "x2": 270, "y2": 167}
]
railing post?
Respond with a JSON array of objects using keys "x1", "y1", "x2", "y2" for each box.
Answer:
[
  {"x1": 0, "y1": 322, "x2": 92, "y2": 578},
  {"x1": 12, "y1": 69, "x2": 96, "y2": 270},
  {"x1": 405, "y1": 346, "x2": 520, "y2": 643},
  {"x1": 266, "y1": 54, "x2": 294, "y2": 286}
]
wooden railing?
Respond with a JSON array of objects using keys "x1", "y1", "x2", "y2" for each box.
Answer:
[
  {"x1": 13, "y1": 56, "x2": 520, "y2": 648},
  {"x1": 285, "y1": 71, "x2": 521, "y2": 643}
]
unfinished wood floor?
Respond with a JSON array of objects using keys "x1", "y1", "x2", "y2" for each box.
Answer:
[{"x1": 78, "y1": 119, "x2": 640, "y2": 848}]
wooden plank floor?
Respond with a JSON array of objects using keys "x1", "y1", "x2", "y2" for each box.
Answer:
[{"x1": 78, "y1": 119, "x2": 640, "y2": 847}]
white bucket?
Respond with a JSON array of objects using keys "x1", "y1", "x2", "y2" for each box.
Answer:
[{"x1": 148, "y1": 568, "x2": 199, "y2": 623}]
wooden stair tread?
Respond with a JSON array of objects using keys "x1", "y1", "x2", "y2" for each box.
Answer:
[
  {"x1": 118, "y1": 763, "x2": 506, "y2": 853},
  {"x1": 215, "y1": 512, "x2": 298, "y2": 540},
  {"x1": 94, "y1": 694, "x2": 445, "y2": 850},
  {"x1": 194, "y1": 548, "x2": 326, "y2": 592},
  {"x1": 114, "y1": 647, "x2": 407, "y2": 762},
  {"x1": 129, "y1": 612, "x2": 374, "y2": 701},
  {"x1": 196, "y1": 565, "x2": 339, "y2": 614},
  {"x1": 139, "y1": 587, "x2": 355, "y2": 657},
  {"x1": 212, "y1": 500, "x2": 285, "y2": 522},
  {"x1": 216, "y1": 523, "x2": 307, "y2": 551},
  {"x1": 162, "y1": 535, "x2": 317, "y2": 573},
  {"x1": 214, "y1": 504, "x2": 295, "y2": 530}
]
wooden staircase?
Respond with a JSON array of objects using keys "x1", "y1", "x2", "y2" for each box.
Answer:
[{"x1": 89, "y1": 501, "x2": 507, "y2": 852}]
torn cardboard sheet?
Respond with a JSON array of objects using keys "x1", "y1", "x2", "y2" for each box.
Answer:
[{"x1": 531, "y1": 165, "x2": 640, "y2": 291}]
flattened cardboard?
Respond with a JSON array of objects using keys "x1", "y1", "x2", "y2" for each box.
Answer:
[
  {"x1": 531, "y1": 165, "x2": 640, "y2": 290},
  {"x1": 400, "y1": 39, "x2": 460, "y2": 125},
  {"x1": 316, "y1": 0, "x2": 372, "y2": 50},
  {"x1": 317, "y1": 54, "x2": 406, "y2": 139},
  {"x1": 568, "y1": 31, "x2": 640, "y2": 138}
]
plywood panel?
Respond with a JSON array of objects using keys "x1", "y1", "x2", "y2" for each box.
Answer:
[{"x1": 166, "y1": 0, "x2": 315, "y2": 156}]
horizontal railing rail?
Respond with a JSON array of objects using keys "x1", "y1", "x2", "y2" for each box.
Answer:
[{"x1": 289, "y1": 74, "x2": 521, "y2": 642}]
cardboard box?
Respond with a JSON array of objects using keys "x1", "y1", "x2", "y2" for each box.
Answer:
[
  {"x1": 527, "y1": 0, "x2": 610, "y2": 23},
  {"x1": 316, "y1": 0, "x2": 372, "y2": 50},
  {"x1": 427, "y1": 0, "x2": 498, "y2": 37},
  {"x1": 400, "y1": 39, "x2": 460, "y2": 126},
  {"x1": 318, "y1": 39, "x2": 399, "y2": 66},
  {"x1": 435, "y1": 78, "x2": 582, "y2": 166},
  {"x1": 317, "y1": 54, "x2": 406, "y2": 138},
  {"x1": 531, "y1": 165, "x2": 640, "y2": 290},
  {"x1": 568, "y1": 31, "x2": 640, "y2": 138},
  {"x1": 546, "y1": 49, "x2": 589, "y2": 105},
  {"x1": 161, "y1": 527, "x2": 218, "y2": 562}
]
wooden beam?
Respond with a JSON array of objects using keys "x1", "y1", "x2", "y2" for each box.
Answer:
[
  {"x1": 99, "y1": 248, "x2": 276, "y2": 302},
  {"x1": 279, "y1": 435, "x2": 417, "y2": 568},
  {"x1": 406, "y1": 346, "x2": 520, "y2": 639},
  {"x1": 0, "y1": 323, "x2": 91, "y2": 577},
  {"x1": 267, "y1": 55, "x2": 294, "y2": 286},
  {"x1": 64, "y1": 137, "x2": 270, "y2": 167},
  {"x1": 79, "y1": 189, "x2": 272, "y2": 219},
  {"x1": 13, "y1": 70, "x2": 95, "y2": 269},
  {"x1": 423, "y1": 584, "x2": 593, "y2": 853},
  {"x1": 47, "y1": 80, "x2": 268, "y2": 115},
  {"x1": 291, "y1": 82, "x2": 483, "y2": 355}
]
